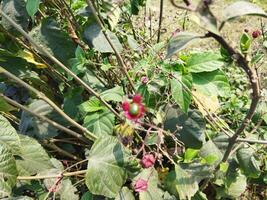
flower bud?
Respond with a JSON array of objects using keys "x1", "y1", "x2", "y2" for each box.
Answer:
[
  {"x1": 252, "y1": 30, "x2": 261, "y2": 38},
  {"x1": 140, "y1": 154, "x2": 156, "y2": 168},
  {"x1": 134, "y1": 178, "x2": 148, "y2": 192},
  {"x1": 141, "y1": 76, "x2": 149, "y2": 84}
]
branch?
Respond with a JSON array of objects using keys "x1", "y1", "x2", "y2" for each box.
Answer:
[
  {"x1": 42, "y1": 141, "x2": 82, "y2": 161},
  {"x1": 157, "y1": 0, "x2": 164, "y2": 43},
  {"x1": 0, "y1": 10, "x2": 122, "y2": 122},
  {"x1": 0, "y1": 67, "x2": 97, "y2": 141},
  {"x1": 0, "y1": 93, "x2": 89, "y2": 143},
  {"x1": 207, "y1": 32, "x2": 261, "y2": 163},
  {"x1": 170, "y1": 0, "x2": 195, "y2": 11},
  {"x1": 236, "y1": 138, "x2": 267, "y2": 145},
  {"x1": 17, "y1": 170, "x2": 87, "y2": 180},
  {"x1": 85, "y1": 0, "x2": 136, "y2": 92}
]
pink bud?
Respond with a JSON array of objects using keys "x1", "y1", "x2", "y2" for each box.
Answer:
[
  {"x1": 141, "y1": 76, "x2": 149, "y2": 84},
  {"x1": 122, "y1": 101, "x2": 130, "y2": 111},
  {"x1": 132, "y1": 94, "x2": 142, "y2": 104},
  {"x1": 252, "y1": 30, "x2": 261, "y2": 38},
  {"x1": 134, "y1": 178, "x2": 148, "y2": 192},
  {"x1": 140, "y1": 154, "x2": 156, "y2": 168}
]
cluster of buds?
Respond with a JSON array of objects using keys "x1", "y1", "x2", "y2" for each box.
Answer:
[{"x1": 122, "y1": 94, "x2": 145, "y2": 121}]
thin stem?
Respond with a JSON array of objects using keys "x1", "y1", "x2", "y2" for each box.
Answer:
[
  {"x1": 0, "y1": 10, "x2": 121, "y2": 122},
  {"x1": 0, "y1": 67, "x2": 97, "y2": 141},
  {"x1": 17, "y1": 170, "x2": 87, "y2": 180},
  {"x1": 0, "y1": 94, "x2": 88, "y2": 143},
  {"x1": 157, "y1": 0, "x2": 164, "y2": 43},
  {"x1": 42, "y1": 141, "x2": 82, "y2": 161},
  {"x1": 236, "y1": 138, "x2": 267, "y2": 145},
  {"x1": 170, "y1": 0, "x2": 195, "y2": 11},
  {"x1": 85, "y1": 0, "x2": 136, "y2": 92}
]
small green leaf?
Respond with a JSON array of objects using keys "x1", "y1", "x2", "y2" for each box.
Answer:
[
  {"x1": 219, "y1": 162, "x2": 229, "y2": 173},
  {"x1": 184, "y1": 148, "x2": 199, "y2": 163},
  {"x1": 223, "y1": 1, "x2": 267, "y2": 22},
  {"x1": 0, "y1": 115, "x2": 21, "y2": 154},
  {"x1": 193, "y1": 70, "x2": 230, "y2": 97},
  {"x1": 171, "y1": 73, "x2": 192, "y2": 113},
  {"x1": 16, "y1": 135, "x2": 53, "y2": 176},
  {"x1": 0, "y1": 142, "x2": 18, "y2": 198},
  {"x1": 188, "y1": 53, "x2": 224, "y2": 73},
  {"x1": 84, "y1": 23, "x2": 122, "y2": 53},
  {"x1": 134, "y1": 168, "x2": 165, "y2": 200},
  {"x1": 26, "y1": 0, "x2": 40, "y2": 17},
  {"x1": 164, "y1": 106, "x2": 205, "y2": 149},
  {"x1": 236, "y1": 147, "x2": 261, "y2": 178},
  {"x1": 83, "y1": 109, "x2": 115, "y2": 137},
  {"x1": 199, "y1": 140, "x2": 222, "y2": 166},
  {"x1": 79, "y1": 98, "x2": 105, "y2": 114},
  {"x1": 115, "y1": 187, "x2": 135, "y2": 200},
  {"x1": 100, "y1": 86, "x2": 124, "y2": 102},
  {"x1": 85, "y1": 136, "x2": 131, "y2": 198},
  {"x1": 166, "y1": 32, "x2": 201, "y2": 58},
  {"x1": 240, "y1": 32, "x2": 252, "y2": 54},
  {"x1": 165, "y1": 164, "x2": 199, "y2": 199},
  {"x1": 0, "y1": 97, "x2": 16, "y2": 112}
]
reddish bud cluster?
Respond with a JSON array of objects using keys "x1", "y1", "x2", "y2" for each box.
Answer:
[
  {"x1": 122, "y1": 94, "x2": 145, "y2": 121},
  {"x1": 140, "y1": 154, "x2": 156, "y2": 168},
  {"x1": 252, "y1": 30, "x2": 261, "y2": 38}
]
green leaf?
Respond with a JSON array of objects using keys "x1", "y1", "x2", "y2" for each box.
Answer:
[
  {"x1": 58, "y1": 179, "x2": 79, "y2": 200},
  {"x1": 85, "y1": 136, "x2": 130, "y2": 198},
  {"x1": 165, "y1": 164, "x2": 198, "y2": 199},
  {"x1": 240, "y1": 32, "x2": 252, "y2": 54},
  {"x1": 184, "y1": 148, "x2": 199, "y2": 163},
  {"x1": 192, "y1": 70, "x2": 230, "y2": 97},
  {"x1": 79, "y1": 98, "x2": 105, "y2": 114},
  {"x1": 1, "y1": 0, "x2": 29, "y2": 33},
  {"x1": 0, "y1": 142, "x2": 18, "y2": 198},
  {"x1": 20, "y1": 100, "x2": 67, "y2": 139},
  {"x1": 26, "y1": 0, "x2": 40, "y2": 17},
  {"x1": 193, "y1": 1, "x2": 219, "y2": 35},
  {"x1": 16, "y1": 135, "x2": 53, "y2": 176},
  {"x1": 192, "y1": 191, "x2": 208, "y2": 200},
  {"x1": 84, "y1": 23, "x2": 123, "y2": 53},
  {"x1": 100, "y1": 86, "x2": 124, "y2": 102},
  {"x1": 164, "y1": 106, "x2": 205, "y2": 149},
  {"x1": 63, "y1": 87, "x2": 83, "y2": 120},
  {"x1": 30, "y1": 17, "x2": 76, "y2": 65},
  {"x1": 0, "y1": 97, "x2": 16, "y2": 112},
  {"x1": 216, "y1": 171, "x2": 247, "y2": 199},
  {"x1": 0, "y1": 179, "x2": 11, "y2": 199},
  {"x1": 236, "y1": 147, "x2": 261, "y2": 178},
  {"x1": 0, "y1": 115, "x2": 21, "y2": 154},
  {"x1": 223, "y1": 1, "x2": 267, "y2": 22},
  {"x1": 171, "y1": 73, "x2": 192, "y2": 113},
  {"x1": 83, "y1": 109, "x2": 115, "y2": 137},
  {"x1": 166, "y1": 32, "x2": 201, "y2": 58},
  {"x1": 115, "y1": 187, "x2": 135, "y2": 200},
  {"x1": 199, "y1": 140, "x2": 223, "y2": 166},
  {"x1": 134, "y1": 169, "x2": 165, "y2": 200},
  {"x1": 188, "y1": 53, "x2": 224, "y2": 73}
]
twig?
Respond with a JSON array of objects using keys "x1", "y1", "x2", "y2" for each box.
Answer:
[
  {"x1": 85, "y1": 0, "x2": 136, "y2": 92},
  {"x1": 157, "y1": 0, "x2": 164, "y2": 43},
  {"x1": 0, "y1": 10, "x2": 121, "y2": 122},
  {"x1": 0, "y1": 93, "x2": 89, "y2": 143},
  {"x1": 17, "y1": 170, "x2": 86, "y2": 180},
  {"x1": 170, "y1": 0, "x2": 195, "y2": 11},
  {"x1": 42, "y1": 141, "x2": 82, "y2": 161},
  {"x1": 207, "y1": 32, "x2": 261, "y2": 163},
  {"x1": 236, "y1": 138, "x2": 267, "y2": 145},
  {"x1": 0, "y1": 67, "x2": 97, "y2": 141}
]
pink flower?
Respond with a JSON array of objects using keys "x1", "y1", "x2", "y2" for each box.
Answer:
[
  {"x1": 122, "y1": 94, "x2": 145, "y2": 121},
  {"x1": 171, "y1": 28, "x2": 180, "y2": 37},
  {"x1": 134, "y1": 178, "x2": 148, "y2": 192},
  {"x1": 252, "y1": 30, "x2": 261, "y2": 38},
  {"x1": 140, "y1": 154, "x2": 156, "y2": 168}
]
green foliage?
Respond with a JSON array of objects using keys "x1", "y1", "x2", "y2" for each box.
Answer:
[{"x1": 0, "y1": 0, "x2": 266, "y2": 199}]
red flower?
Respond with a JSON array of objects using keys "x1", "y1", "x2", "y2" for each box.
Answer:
[
  {"x1": 134, "y1": 178, "x2": 148, "y2": 192},
  {"x1": 140, "y1": 154, "x2": 156, "y2": 168},
  {"x1": 122, "y1": 94, "x2": 145, "y2": 121},
  {"x1": 252, "y1": 30, "x2": 261, "y2": 38}
]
